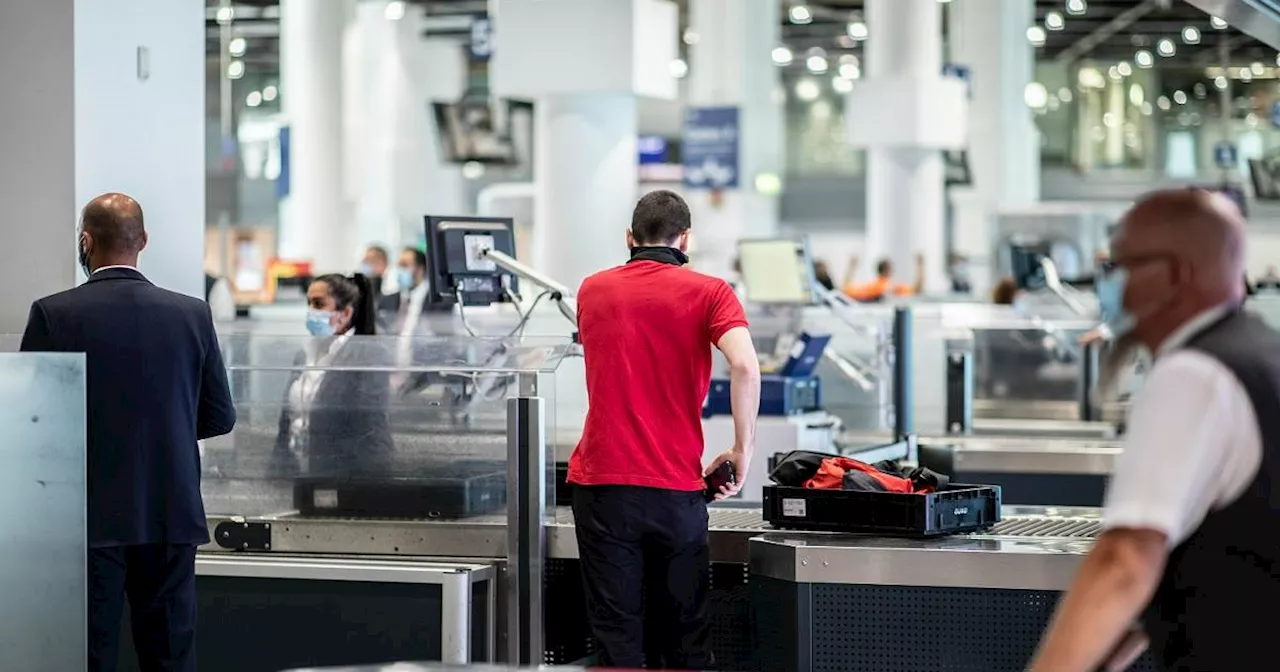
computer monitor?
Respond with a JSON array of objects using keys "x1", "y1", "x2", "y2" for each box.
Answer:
[
  {"x1": 423, "y1": 216, "x2": 519, "y2": 307},
  {"x1": 737, "y1": 238, "x2": 820, "y2": 305},
  {"x1": 1009, "y1": 240, "x2": 1052, "y2": 290}
]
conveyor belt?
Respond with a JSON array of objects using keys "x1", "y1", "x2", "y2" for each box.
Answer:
[{"x1": 985, "y1": 516, "x2": 1101, "y2": 538}]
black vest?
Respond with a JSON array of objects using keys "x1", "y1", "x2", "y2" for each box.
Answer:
[{"x1": 1141, "y1": 310, "x2": 1280, "y2": 671}]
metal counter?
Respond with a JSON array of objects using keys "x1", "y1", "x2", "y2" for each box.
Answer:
[{"x1": 916, "y1": 435, "x2": 1122, "y2": 506}]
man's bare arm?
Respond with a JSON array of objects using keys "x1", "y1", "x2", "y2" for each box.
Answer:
[
  {"x1": 1029, "y1": 528, "x2": 1167, "y2": 671},
  {"x1": 706, "y1": 327, "x2": 760, "y2": 496}
]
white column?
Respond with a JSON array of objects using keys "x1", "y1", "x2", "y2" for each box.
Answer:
[
  {"x1": 0, "y1": 0, "x2": 206, "y2": 331},
  {"x1": 850, "y1": 0, "x2": 965, "y2": 291},
  {"x1": 279, "y1": 0, "x2": 353, "y2": 273},
  {"x1": 348, "y1": 2, "x2": 467, "y2": 254},
  {"x1": 492, "y1": 0, "x2": 678, "y2": 291},
  {"x1": 950, "y1": 0, "x2": 1039, "y2": 292},
  {"x1": 686, "y1": 0, "x2": 783, "y2": 278},
  {"x1": 535, "y1": 95, "x2": 639, "y2": 290}
]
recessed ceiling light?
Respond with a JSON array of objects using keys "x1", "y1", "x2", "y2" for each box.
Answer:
[
  {"x1": 832, "y1": 76, "x2": 854, "y2": 93},
  {"x1": 1173, "y1": 90, "x2": 1188, "y2": 105},
  {"x1": 1117, "y1": 62, "x2": 1133, "y2": 77},
  {"x1": 847, "y1": 21, "x2": 869, "y2": 41},
  {"x1": 806, "y1": 55, "x2": 829, "y2": 74},
  {"x1": 1027, "y1": 26, "x2": 1047, "y2": 47},
  {"x1": 1066, "y1": 0, "x2": 1087, "y2": 16},
  {"x1": 789, "y1": 4, "x2": 813, "y2": 25},
  {"x1": 1182, "y1": 26, "x2": 1201, "y2": 44},
  {"x1": 1045, "y1": 11, "x2": 1065, "y2": 31},
  {"x1": 1210, "y1": 16, "x2": 1228, "y2": 30},
  {"x1": 795, "y1": 78, "x2": 821, "y2": 102},
  {"x1": 771, "y1": 47, "x2": 794, "y2": 66},
  {"x1": 668, "y1": 58, "x2": 688, "y2": 79},
  {"x1": 1135, "y1": 50, "x2": 1154, "y2": 68},
  {"x1": 1157, "y1": 39, "x2": 1176, "y2": 57}
]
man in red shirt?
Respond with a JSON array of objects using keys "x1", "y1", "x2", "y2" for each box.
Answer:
[{"x1": 568, "y1": 190, "x2": 761, "y2": 669}]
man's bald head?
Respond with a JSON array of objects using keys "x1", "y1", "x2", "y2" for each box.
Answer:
[
  {"x1": 82, "y1": 193, "x2": 146, "y2": 257},
  {"x1": 1115, "y1": 188, "x2": 1245, "y2": 303}
]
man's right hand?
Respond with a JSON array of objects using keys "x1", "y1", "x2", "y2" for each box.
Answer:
[{"x1": 705, "y1": 447, "x2": 751, "y2": 500}]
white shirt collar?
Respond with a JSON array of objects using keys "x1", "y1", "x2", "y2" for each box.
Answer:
[
  {"x1": 1157, "y1": 304, "x2": 1234, "y2": 356},
  {"x1": 92, "y1": 265, "x2": 138, "y2": 274}
]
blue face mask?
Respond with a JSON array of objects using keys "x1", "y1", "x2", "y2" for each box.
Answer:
[
  {"x1": 1095, "y1": 267, "x2": 1135, "y2": 337},
  {"x1": 306, "y1": 309, "x2": 336, "y2": 337},
  {"x1": 396, "y1": 268, "x2": 416, "y2": 291}
]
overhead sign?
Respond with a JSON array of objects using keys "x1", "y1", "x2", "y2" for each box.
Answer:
[
  {"x1": 1214, "y1": 141, "x2": 1238, "y2": 169},
  {"x1": 682, "y1": 106, "x2": 739, "y2": 189},
  {"x1": 638, "y1": 135, "x2": 668, "y2": 165}
]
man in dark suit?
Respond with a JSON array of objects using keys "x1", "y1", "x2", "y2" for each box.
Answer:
[{"x1": 20, "y1": 193, "x2": 236, "y2": 672}]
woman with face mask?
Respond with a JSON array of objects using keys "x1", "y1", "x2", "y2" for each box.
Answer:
[{"x1": 273, "y1": 273, "x2": 393, "y2": 478}]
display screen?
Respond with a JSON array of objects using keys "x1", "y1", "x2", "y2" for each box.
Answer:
[{"x1": 738, "y1": 239, "x2": 816, "y2": 304}]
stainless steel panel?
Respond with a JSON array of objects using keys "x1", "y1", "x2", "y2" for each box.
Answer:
[
  {"x1": 749, "y1": 533, "x2": 1090, "y2": 591},
  {"x1": 951, "y1": 437, "x2": 1120, "y2": 475},
  {"x1": 0, "y1": 354, "x2": 87, "y2": 671}
]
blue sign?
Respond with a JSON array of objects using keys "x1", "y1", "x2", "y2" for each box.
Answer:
[
  {"x1": 682, "y1": 106, "x2": 739, "y2": 189},
  {"x1": 1214, "y1": 141, "x2": 1238, "y2": 169},
  {"x1": 1271, "y1": 100, "x2": 1280, "y2": 128},
  {"x1": 638, "y1": 135, "x2": 668, "y2": 165},
  {"x1": 470, "y1": 16, "x2": 493, "y2": 60}
]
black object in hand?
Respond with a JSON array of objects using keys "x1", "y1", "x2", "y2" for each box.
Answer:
[{"x1": 704, "y1": 462, "x2": 737, "y2": 502}]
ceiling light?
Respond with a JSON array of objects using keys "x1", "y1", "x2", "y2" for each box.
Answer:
[
  {"x1": 1252, "y1": 62, "x2": 1266, "y2": 75},
  {"x1": 1045, "y1": 11, "x2": 1065, "y2": 31},
  {"x1": 806, "y1": 55, "x2": 829, "y2": 74},
  {"x1": 832, "y1": 76, "x2": 854, "y2": 94},
  {"x1": 790, "y1": 4, "x2": 813, "y2": 25},
  {"x1": 1276, "y1": 52, "x2": 1280, "y2": 67},
  {"x1": 384, "y1": 1, "x2": 405, "y2": 21},
  {"x1": 1059, "y1": 87, "x2": 1073, "y2": 102},
  {"x1": 1193, "y1": 83, "x2": 1206, "y2": 98},
  {"x1": 1215, "y1": 75, "x2": 1228, "y2": 90},
  {"x1": 847, "y1": 21, "x2": 869, "y2": 41},
  {"x1": 215, "y1": 6, "x2": 234, "y2": 24},
  {"x1": 1157, "y1": 95, "x2": 1172, "y2": 111},
  {"x1": 1103, "y1": 112, "x2": 1118, "y2": 128},
  {"x1": 1240, "y1": 69, "x2": 1253, "y2": 82},
  {"x1": 1210, "y1": 16, "x2": 1228, "y2": 30},
  {"x1": 1117, "y1": 61, "x2": 1133, "y2": 77},
  {"x1": 462, "y1": 161, "x2": 485, "y2": 180},
  {"x1": 839, "y1": 62, "x2": 860, "y2": 80},
  {"x1": 1173, "y1": 90, "x2": 1187, "y2": 105},
  {"x1": 1135, "y1": 50, "x2": 1154, "y2": 69},
  {"x1": 228, "y1": 37, "x2": 246, "y2": 57},
  {"x1": 1108, "y1": 65, "x2": 1122, "y2": 81},
  {"x1": 668, "y1": 58, "x2": 688, "y2": 79},
  {"x1": 227, "y1": 60, "x2": 245, "y2": 80},
  {"x1": 1141, "y1": 101, "x2": 1153, "y2": 116},
  {"x1": 839, "y1": 54, "x2": 859, "y2": 66},
  {"x1": 1066, "y1": 0, "x2": 1087, "y2": 16},
  {"x1": 1157, "y1": 38, "x2": 1176, "y2": 57},
  {"x1": 262, "y1": 85, "x2": 278, "y2": 102},
  {"x1": 1182, "y1": 26, "x2": 1201, "y2": 44},
  {"x1": 795, "y1": 78, "x2": 821, "y2": 102},
  {"x1": 683, "y1": 29, "x2": 699, "y2": 45},
  {"x1": 1024, "y1": 82, "x2": 1049, "y2": 109},
  {"x1": 246, "y1": 91, "x2": 262, "y2": 108},
  {"x1": 1129, "y1": 84, "x2": 1144, "y2": 106},
  {"x1": 771, "y1": 47, "x2": 794, "y2": 66},
  {"x1": 1027, "y1": 26, "x2": 1047, "y2": 47},
  {"x1": 1078, "y1": 67, "x2": 1105, "y2": 89},
  {"x1": 937, "y1": 0, "x2": 953, "y2": 3}
]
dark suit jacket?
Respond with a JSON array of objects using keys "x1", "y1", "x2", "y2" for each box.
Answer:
[
  {"x1": 274, "y1": 338, "x2": 394, "y2": 479},
  {"x1": 20, "y1": 268, "x2": 236, "y2": 547}
]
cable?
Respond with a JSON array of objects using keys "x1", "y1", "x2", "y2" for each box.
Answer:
[
  {"x1": 454, "y1": 289, "x2": 479, "y2": 338},
  {"x1": 507, "y1": 290, "x2": 553, "y2": 338}
]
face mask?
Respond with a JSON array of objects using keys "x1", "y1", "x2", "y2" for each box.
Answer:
[
  {"x1": 306, "y1": 309, "x2": 336, "y2": 337},
  {"x1": 360, "y1": 263, "x2": 376, "y2": 278},
  {"x1": 396, "y1": 268, "x2": 415, "y2": 291},
  {"x1": 77, "y1": 235, "x2": 91, "y2": 277},
  {"x1": 1095, "y1": 267, "x2": 1135, "y2": 338}
]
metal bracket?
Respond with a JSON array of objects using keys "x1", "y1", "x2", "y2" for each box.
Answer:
[{"x1": 213, "y1": 520, "x2": 272, "y2": 551}]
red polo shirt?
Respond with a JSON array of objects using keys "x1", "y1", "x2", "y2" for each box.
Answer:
[{"x1": 568, "y1": 260, "x2": 749, "y2": 491}]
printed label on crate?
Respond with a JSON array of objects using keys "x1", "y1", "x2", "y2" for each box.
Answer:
[
  {"x1": 313, "y1": 489, "x2": 339, "y2": 509},
  {"x1": 782, "y1": 498, "x2": 807, "y2": 517}
]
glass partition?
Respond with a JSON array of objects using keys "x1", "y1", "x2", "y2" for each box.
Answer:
[
  {"x1": 0, "y1": 353, "x2": 86, "y2": 670},
  {"x1": 202, "y1": 333, "x2": 570, "y2": 525}
]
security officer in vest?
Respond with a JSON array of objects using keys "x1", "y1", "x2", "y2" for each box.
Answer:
[{"x1": 1031, "y1": 189, "x2": 1277, "y2": 671}]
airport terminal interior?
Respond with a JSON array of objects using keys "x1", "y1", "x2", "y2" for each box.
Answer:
[{"x1": 7, "y1": 0, "x2": 1280, "y2": 670}]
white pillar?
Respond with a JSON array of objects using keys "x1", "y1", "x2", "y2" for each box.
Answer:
[
  {"x1": 950, "y1": 0, "x2": 1039, "y2": 292},
  {"x1": 348, "y1": 2, "x2": 467, "y2": 255},
  {"x1": 279, "y1": 0, "x2": 353, "y2": 273},
  {"x1": 849, "y1": 0, "x2": 965, "y2": 291},
  {"x1": 535, "y1": 95, "x2": 639, "y2": 290},
  {"x1": 686, "y1": 0, "x2": 783, "y2": 278},
  {"x1": 492, "y1": 0, "x2": 678, "y2": 291},
  {"x1": 0, "y1": 0, "x2": 206, "y2": 332}
]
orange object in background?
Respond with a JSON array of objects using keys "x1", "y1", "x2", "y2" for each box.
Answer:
[
  {"x1": 843, "y1": 276, "x2": 916, "y2": 302},
  {"x1": 265, "y1": 259, "x2": 313, "y2": 303}
]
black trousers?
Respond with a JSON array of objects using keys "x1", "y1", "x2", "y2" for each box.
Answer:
[
  {"x1": 89, "y1": 544, "x2": 198, "y2": 672},
  {"x1": 572, "y1": 485, "x2": 712, "y2": 669}
]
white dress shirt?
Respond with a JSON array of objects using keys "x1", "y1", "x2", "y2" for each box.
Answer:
[
  {"x1": 1102, "y1": 305, "x2": 1263, "y2": 546},
  {"x1": 286, "y1": 333, "x2": 351, "y2": 450}
]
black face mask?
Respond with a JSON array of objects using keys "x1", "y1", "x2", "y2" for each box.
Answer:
[
  {"x1": 77, "y1": 236, "x2": 91, "y2": 277},
  {"x1": 628, "y1": 246, "x2": 689, "y2": 266}
]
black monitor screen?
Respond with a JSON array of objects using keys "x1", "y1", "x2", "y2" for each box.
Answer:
[
  {"x1": 423, "y1": 216, "x2": 518, "y2": 307},
  {"x1": 1009, "y1": 241, "x2": 1052, "y2": 290}
]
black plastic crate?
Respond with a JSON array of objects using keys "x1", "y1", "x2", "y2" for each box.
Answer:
[
  {"x1": 292, "y1": 461, "x2": 506, "y2": 519},
  {"x1": 762, "y1": 483, "x2": 1001, "y2": 536}
]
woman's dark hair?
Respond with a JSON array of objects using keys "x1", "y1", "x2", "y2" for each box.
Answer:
[
  {"x1": 991, "y1": 277, "x2": 1019, "y2": 305},
  {"x1": 316, "y1": 272, "x2": 378, "y2": 335}
]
